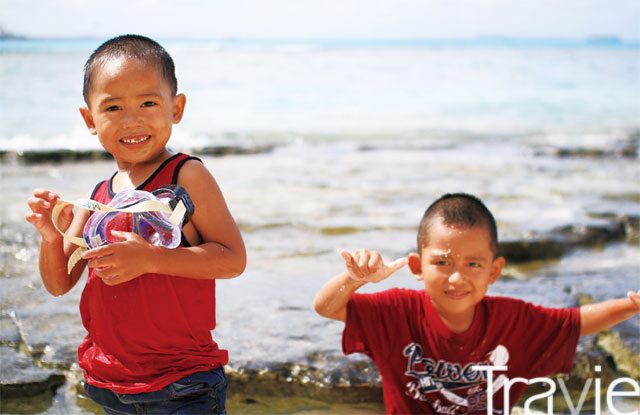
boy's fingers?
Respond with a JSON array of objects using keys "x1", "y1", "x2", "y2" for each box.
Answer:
[
  {"x1": 340, "y1": 250, "x2": 353, "y2": 264},
  {"x1": 357, "y1": 250, "x2": 371, "y2": 271},
  {"x1": 82, "y1": 245, "x2": 111, "y2": 260},
  {"x1": 25, "y1": 212, "x2": 44, "y2": 228},
  {"x1": 57, "y1": 204, "x2": 74, "y2": 222},
  {"x1": 341, "y1": 250, "x2": 365, "y2": 280},
  {"x1": 32, "y1": 189, "x2": 59, "y2": 204},
  {"x1": 27, "y1": 196, "x2": 50, "y2": 211},
  {"x1": 369, "y1": 251, "x2": 382, "y2": 270},
  {"x1": 387, "y1": 257, "x2": 409, "y2": 273},
  {"x1": 341, "y1": 250, "x2": 357, "y2": 271},
  {"x1": 110, "y1": 230, "x2": 132, "y2": 240},
  {"x1": 628, "y1": 290, "x2": 640, "y2": 309}
]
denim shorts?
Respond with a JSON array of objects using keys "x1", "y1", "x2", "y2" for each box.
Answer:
[{"x1": 84, "y1": 366, "x2": 227, "y2": 415}]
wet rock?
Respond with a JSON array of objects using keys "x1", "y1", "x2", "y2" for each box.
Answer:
[
  {"x1": 0, "y1": 149, "x2": 113, "y2": 164},
  {"x1": 518, "y1": 335, "x2": 620, "y2": 413},
  {"x1": 597, "y1": 321, "x2": 640, "y2": 379},
  {"x1": 0, "y1": 346, "x2": 66, "y2": 398},
  {"x1": 10, "y1": 309, "x2": 84, "y2": 369},
  {"x1": 0, "y1": 312, "x2": 21, "y2": 346},
  {"x1": 498, "y1": 216, "x2": 636, "y2": 263},
  {"x1": 226, "y1": 360, "x2": 382, "y2": 404},
  {"x1": 0, "y1": 144, "x2": 274, "y2": 165},
  {"x1": 192, "y1": 145, "x2": 274, "y2": 157},
  {"x1": 533, "y1": 134, "x2": 639, "y2": 159},
  {"x1": 537, "y1": 146, "x2": 638, "y2": 159}
]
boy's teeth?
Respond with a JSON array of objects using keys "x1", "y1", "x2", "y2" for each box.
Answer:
[{"x1": 122, "y1": 136, "x2": 149, "y2": 144}]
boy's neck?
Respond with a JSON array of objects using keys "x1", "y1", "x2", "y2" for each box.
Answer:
[
  {"x1": 112, "y1": 149, "x2": 173, "y2": 191},
  {"x1": 432, "y1": 303, "x2": 476, "y2": 333}
]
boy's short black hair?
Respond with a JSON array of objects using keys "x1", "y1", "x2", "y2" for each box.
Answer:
[
  {"x1": 83, "y1": 34, "x2": 177, "y2": 104},
  {"x1": 417, "y1": 193, "x2": 499, "y2": 257}
]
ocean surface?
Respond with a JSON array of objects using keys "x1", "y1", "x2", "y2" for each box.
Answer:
[{"x1": 1, "y1": 37, "x2": 639, "y2": 413}]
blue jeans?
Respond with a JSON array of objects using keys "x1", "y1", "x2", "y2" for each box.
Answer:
[{"x1": 84, "y1": 367, "x2": 227, "y2": 415}]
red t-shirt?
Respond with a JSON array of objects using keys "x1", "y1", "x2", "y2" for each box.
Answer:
[
  {"x1": 343, "y1": 288, "x2": 581, "y2": 414},
  {"x1": 78, "y1": 153, "x2": 228, "y2": 394}
]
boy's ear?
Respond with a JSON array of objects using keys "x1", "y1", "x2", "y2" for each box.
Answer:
[
  {"x1": 489, "y1": 256, "x2": 505, "y2": 284},
  {"x1": 408, "y1": 253, "x2": 423, "y2": 281},
  {"x1": 79, "y1": 107, "x2": 97, "y2": 135},
  {"x1": 172, "y1": 93, "x2": 186, "y2": 124}
]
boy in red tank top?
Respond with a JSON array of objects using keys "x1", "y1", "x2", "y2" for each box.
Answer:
[
  {"x1": 314, "y1": 193, "x2": 640, "y2": 415},
  {"x1": 26, "y1": 35, "x2": 246, "y2": 414}
]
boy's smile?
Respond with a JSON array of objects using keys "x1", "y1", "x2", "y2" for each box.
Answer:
[
  {"x1": 408, "y1": 218, "x2": 505, "y2": 332},
  {"x1": 79, "y1": 57, "x2": 186, "y2": 171}
]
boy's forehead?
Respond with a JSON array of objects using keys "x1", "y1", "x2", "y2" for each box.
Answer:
[
  {"x1": 86, "y1": 57, "x2": 168, "y2": 103},
  {"x1": 96, "y1": 56, "x2": 156, "y2": 79},
  {"x1": 420, "y1": 221, "x2": 493, "y2": 256}
]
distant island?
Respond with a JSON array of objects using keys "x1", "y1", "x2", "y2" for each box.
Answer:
[
  {"x1": 0, "y1": 26, "x2": 26, "y2": 40},
  {"x1": 586, "y1": 35, "x2": 622, "y2": 44}
]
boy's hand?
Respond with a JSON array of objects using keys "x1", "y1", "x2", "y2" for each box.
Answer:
[
  {"x1": 26, "y1": 189, "x2": 74, "y2": 243},
  {"x1": 628, "y1": 289, "x2": 640, "y2": 311},
  {"x1": 341, "y1": 249, "x2": 408, "y2": 284},
  {"x1": 81, "y1": 231, "x2": 160, "y2": 286}
]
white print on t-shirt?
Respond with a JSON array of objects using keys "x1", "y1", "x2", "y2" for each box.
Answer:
[{"x1": 403, "y1": 343, "x2": 510, "y2": 414}]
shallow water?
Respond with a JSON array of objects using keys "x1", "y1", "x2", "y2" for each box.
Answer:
[
  {"x1": 2, "y1": 135, "x2": 639, "y2": 369},
  {"x1": 1, "y1": 38, "x2": 639, "y2": 413}
]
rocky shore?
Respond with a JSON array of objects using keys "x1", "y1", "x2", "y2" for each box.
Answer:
[
  {"x1": 2, "y1": 213, "x2": 638, "y2": 413},
  {"x1": 0, "y1": 145, "x2": 274, "y2": 165},
  {"x1": 2, "y1": 134, "x2": 638, "y2": 413}
]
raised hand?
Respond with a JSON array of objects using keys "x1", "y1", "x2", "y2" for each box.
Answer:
[{"x1": 341, "y1": 249, "x2": 408, "y2": 284}]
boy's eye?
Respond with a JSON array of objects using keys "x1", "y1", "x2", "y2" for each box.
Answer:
[
  {"x1": 435, "y1": 260, "x2": 449, "y2": 266},
  {"x1": 142, "y1": 101, "x2": 157, "y2": 107},
  {"x1": 105, "y1": 105, "x2": 120, "y2": 111},
  {"x1": 468, "y1": 262, "x2": 482, "y2": 268}
]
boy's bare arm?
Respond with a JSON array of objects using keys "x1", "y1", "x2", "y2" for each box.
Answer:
[
  {"x1": 81, "y1": 161, "x2": 246, "y2": 285},
  {"x1": 313, "y1": 250, "x2": 408, "y2": 322},
  {"x1": 314, "y1": 270, "x2": 367, "y2": 322},
  {"x1": 26, "y1": 189, "x2": 88, "y2": 296},
  {"x1": 579, "y1": 290, "x2": 640, "y2": 336}
]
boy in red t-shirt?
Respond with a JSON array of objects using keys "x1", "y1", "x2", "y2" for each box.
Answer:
[{"x1": 314, "y1": 193, "x2": 640, "y2": 414}]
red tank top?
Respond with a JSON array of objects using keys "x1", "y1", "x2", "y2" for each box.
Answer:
[{"x1": 78, "y1": 153, "x2": 228, "y2": 393}]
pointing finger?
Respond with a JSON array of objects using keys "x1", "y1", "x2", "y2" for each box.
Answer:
[
  {"x1": 628, "y1": 290, "x2": 640, "y2": 310},
  {"x1": 387, "y1": 257, "x2": 409, "y2": 273}
]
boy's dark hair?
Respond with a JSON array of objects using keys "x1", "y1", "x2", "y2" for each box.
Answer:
[
  {"x1": 417, "y1": 193, "x2": 499, "y2": 257},
  {"x1": 83, "y1": 34, "x2": 177, "y2": 104}
]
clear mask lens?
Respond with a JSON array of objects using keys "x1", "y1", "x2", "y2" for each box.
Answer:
[{"x1": 83, "y1": 187, "x2": 192, "y2": 249}]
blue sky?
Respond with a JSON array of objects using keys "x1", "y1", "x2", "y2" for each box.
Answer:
[{"x1": 2, "y1": 0, "x2": 639, "y2": 39}]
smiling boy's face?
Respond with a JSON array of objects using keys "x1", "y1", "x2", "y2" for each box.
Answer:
[
  {"x1": 408, "y1": 217, "x2": 505, "y2": 331},
  {"x1": 79, "y1": 56, "x2": 186, "y2": 167}
]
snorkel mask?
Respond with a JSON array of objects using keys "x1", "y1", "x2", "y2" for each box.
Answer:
[{"x1": 52, "y1": 185, "x2": 194, "y2": 273}]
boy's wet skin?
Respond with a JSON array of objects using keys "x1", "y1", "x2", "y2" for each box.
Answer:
[{"x1": 408, "y1": 218, "x2": 505, "y2": 333}]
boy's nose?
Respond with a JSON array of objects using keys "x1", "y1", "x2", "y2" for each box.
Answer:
[
  {"x1": 122, "y1": 110, "x2": 143, "y2": 127},
  {"x1": 448, "y1": 271, "x2": 463, "y2": 283}
]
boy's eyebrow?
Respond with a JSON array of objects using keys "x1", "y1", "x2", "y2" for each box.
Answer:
[
  {"x1": 137, "y1": 92, "x2": 164, "y2": 99},
  {"x1": 466, "y1": 255, "x2": 491, "y2": 262},
  {"x1": 427, "y1": 250, "x2": 490, "y2": 261},
  {"x1": 428, "y1": 249, "x2": 452, "y2": 258},
  {"x1": 96, "y1": 92, "x2": 164, "y2": 106},
  {"x1": 95, "y1": 96, "x2": 120, "y2": 107}
]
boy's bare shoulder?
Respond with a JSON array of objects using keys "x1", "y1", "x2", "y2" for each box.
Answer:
[{"x1": 175, "y1": 157, "x2": 216, "y2": 184}]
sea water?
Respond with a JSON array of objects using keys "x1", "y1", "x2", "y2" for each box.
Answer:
[{"x1": 1, "y1": 38, "x2": 639, "y2": 412}]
